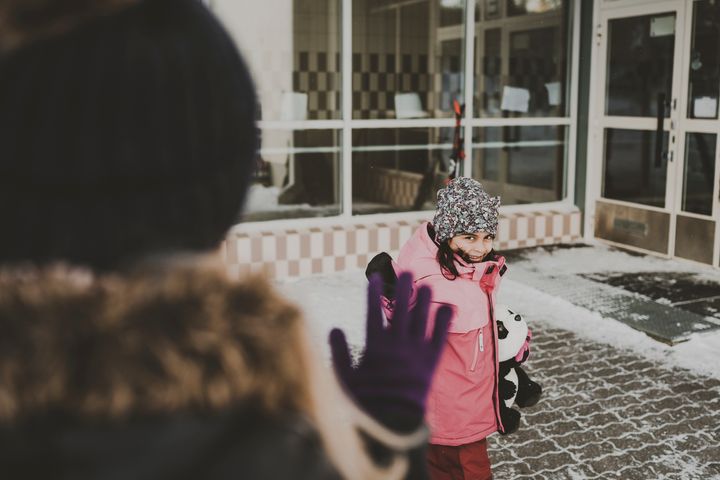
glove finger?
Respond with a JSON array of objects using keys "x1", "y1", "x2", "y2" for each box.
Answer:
[
  {"x1": 408, "y1": 284, "x2": 431, "y2": 340},
  {"x1": 430, "y1": 305, "x2": 452, "y2": 354},
  {"x1": 328, "y1": 328, "x2": 353, "y2": 381},
  {"x1": 392, "y1": 271, "x2": 413, "y2": 337},
  {"x1": 366, "y1": 273, "x2": 385, "y2": 343}
]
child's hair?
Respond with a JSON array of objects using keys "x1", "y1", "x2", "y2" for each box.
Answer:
[
  {"x1": 429, "y1": 223, "x2": 499, "y2": 280},
  {"x1": 437, "y1": 241, "x2": 460, "y2": 280}
]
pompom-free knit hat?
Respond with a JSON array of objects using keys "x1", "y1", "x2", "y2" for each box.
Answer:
[
  {"x1": 432, "y1": 177, "x2": 501, "y2": 242},
  {"x1": 0, "y1": 0, "x2": 258, "y2": 270}
]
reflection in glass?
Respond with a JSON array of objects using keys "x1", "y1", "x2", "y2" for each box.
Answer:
[
  {"x1": 507, "y1": 0, "x2": 563, "y2": 17},
  {"x1": 474, "y1": 1, "x2": 570, "y2": 117},
  {"x1": 351, "y1": 128, "x2": 454, "y2": 214},
  {"x1": 245, "y1": 130, "x2": 341, "y2": 222},
  {"x1": 606, "y1": 13, "x2": 676, "y2": 117},
  {"x1": 353, "y1": 0, "x2": 465, "y2": 119},
  {"x1": 472, "y1": 126, "x2": 566, "y2": 204},
  {"x1": 440, "y1": 0, "x2": 464, "y2": 26},
  {"x1": 479, "y1": 29, "x2": 502, "y2": 116},
  {"x1": 439, "y1": 39, "x2": 463, "y2": 112},
  {"x1": 603, "y1": 129, "x2": 668, "y2": 208},
  {"x1": 682, "y1": 133, "x2": 717, "y2": 216},
  {"x1": 687, "y1": 1, "x2": 720, "y2": 119},
  {"x1": 213, "y1": 0, "x2": 341, "y2": 121}
]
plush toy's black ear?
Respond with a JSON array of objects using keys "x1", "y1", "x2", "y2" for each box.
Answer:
[{"x1": 365, "y1": 252, "x2": 397, "y2": 300}]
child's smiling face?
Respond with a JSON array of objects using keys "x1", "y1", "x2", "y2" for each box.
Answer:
[{"x1": 449, "y1": 230, "x2": 495, "y2": 263}]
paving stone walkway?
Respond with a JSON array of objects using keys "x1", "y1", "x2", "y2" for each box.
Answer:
[{"x1": 490, "y1": 324, "x2": 720, "y2": 480}]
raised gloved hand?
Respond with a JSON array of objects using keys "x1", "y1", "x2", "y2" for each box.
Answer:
[{"x1": 329, "y1": 272, "x2": 452, "y2": 431}]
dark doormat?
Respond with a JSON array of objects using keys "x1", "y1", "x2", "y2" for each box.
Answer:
[
  {"x1": 504, "y1": 244, "x2": 720, "y2": 345},
  {"x1": 581, "y1": 272, "x2": 720, "y2": 323}
]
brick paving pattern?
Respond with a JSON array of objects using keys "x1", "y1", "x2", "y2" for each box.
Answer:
[{"x1": 489, "y1": 324, "x2": 720, "y2": 480}]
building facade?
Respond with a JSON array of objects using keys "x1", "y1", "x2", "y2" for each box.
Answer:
[{"x1": 207, "y1": 0, "x2": 719, "y2": 278}]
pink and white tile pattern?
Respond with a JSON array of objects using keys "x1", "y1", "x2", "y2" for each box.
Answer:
[{"x1": 223, "y1": 209, "x2": 582, "y2": 280}]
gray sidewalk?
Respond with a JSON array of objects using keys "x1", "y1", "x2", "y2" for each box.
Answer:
[
  {"x1": 490, "y1": 323, "x2": 720, "y2": 480},
  {"x1": 491, "y1": 245, "x2": 720, "y2": 480}
]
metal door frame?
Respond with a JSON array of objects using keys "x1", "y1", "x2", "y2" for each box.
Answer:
[{"x1": 586, "y1": 0, "x2": 719, "y2": 267}]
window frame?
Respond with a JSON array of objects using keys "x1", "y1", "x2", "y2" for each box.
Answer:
[{"x1": 245, "y1": 0, "x2": 580, "y2": 228}]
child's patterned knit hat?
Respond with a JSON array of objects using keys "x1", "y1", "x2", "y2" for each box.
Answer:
[{"x1": 433, "y1": 177, "x2": 501, "y2": 242}]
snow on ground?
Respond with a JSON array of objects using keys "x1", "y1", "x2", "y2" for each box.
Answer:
[
  {"x1": 497, "y1": 277, "x2": 720, "y2": 380},
  {"x1": 244, "y1": 184, "x2": 313, "y2": 212},
  {"x1": 277, "y1": 250, "x2": 720, "y2": 380},
  {"x1": 508, "y1": 242, "x2": 715, "y2": 276}
]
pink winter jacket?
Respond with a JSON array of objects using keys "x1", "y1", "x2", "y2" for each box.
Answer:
[{"x1": 396, "y1": 222, "x2": 506, "y2": 446}]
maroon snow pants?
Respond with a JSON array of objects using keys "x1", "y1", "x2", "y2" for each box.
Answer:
[{"x1": 426, "y1": 439, "x2": 493, "y2": 480}]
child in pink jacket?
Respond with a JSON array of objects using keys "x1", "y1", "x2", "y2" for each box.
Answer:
[{"x1": 398, "y1": 177, "x2": 506, "y2": 479}]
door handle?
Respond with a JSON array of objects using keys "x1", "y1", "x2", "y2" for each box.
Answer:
[{"x1": 655, "y1": 93, "x2": 666, "y2": 168}]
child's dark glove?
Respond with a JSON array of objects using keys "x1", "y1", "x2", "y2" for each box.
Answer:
[{"x1": 329, "y1": 272, "x2": 452, "y2": 431}]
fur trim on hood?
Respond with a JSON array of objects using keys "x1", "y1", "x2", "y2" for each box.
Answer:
[{"x1": 0, "y1": 260, "x2": 313, "y2": 422}]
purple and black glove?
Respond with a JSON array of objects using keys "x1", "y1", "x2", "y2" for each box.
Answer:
[{"x1": 329, "y1": 272, "x2": 452, "y2": 431}]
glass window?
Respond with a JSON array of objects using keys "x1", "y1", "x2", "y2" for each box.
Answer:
[
  {"x1": 602, "y1": 128, "x2": 669, "y2": 208},
  {"x1": 474, "y1": 1, "x2": 570, "y2": 117},
  {"x1": 210, "y1": 0, "x2": 577, "y2": 223},
  {"x1": 479, "y1": 28, "x2": 502, "y2": 116},
  {"x1": 472, "y1": 126, "x2": 567, "y2": 204},
  {"x1": 682, "y1": 132, "x2": 717, "y2": 216},
  {"x1": 687, "y1": 0, "x2": 720, "y2": 120},
  {"x1": 352, "y1": 0, "x2": 466, "y2": 119},
  {"x1": 351, "y1": 127, "x2": 455, "y2": 213},
  {"x1": 506, "y1": 0, "x2": 563, "y2": 17},
  {"x1": 244, "y1": 130, "x2": 341, "y2": 222},
  {"x1": 440, "y1": 0, "x2": 464, "y2": 26},
  {"x1": 605, "y1": 13, "x2": 676, "y2": 118},
  {"x1": 213, "y1": 0, "x2": 341, "y2": 121}
]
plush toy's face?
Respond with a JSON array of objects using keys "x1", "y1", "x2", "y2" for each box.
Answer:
[{"x1": 496, "y1": 305, "x2": 529, "y2": 362}]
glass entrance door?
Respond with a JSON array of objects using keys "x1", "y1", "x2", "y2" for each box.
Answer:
[
  {"x1": 672, "y1": 0, "x2": 720, "y2": 266},
  {"x1": 592, "y1": 0, "x2": 720, "y2": 266}
]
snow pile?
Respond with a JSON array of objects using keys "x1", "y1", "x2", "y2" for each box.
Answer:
[
  {"x1": 244, "y1": 184, "x2": 281, "y2": 212},
  {"x1": 244, "y1": 183, "x2": 313, "y2": 213},
  {"x1": 278, "y1": 254, "x2": 720, "y2": 380},
  {"x1": 508, "y1": 243, "x2": 714, "y2": 275}
]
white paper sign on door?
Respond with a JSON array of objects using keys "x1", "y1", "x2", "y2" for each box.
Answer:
[
  {"x1": 501, "y1": 86, "x2": 530, "y2": 113},
  {"x1": 280, "y1": 92, "x2": 308, "y2": 121},
  {"x1": 650, "y1": 15, "x2": 675, "y2": 38},
  {"x1": 545, "y1": 82, "x2": 561, "y2": 106},
  {"x1": 693, "y1": 96, "x2": 718, "y2": 118}
]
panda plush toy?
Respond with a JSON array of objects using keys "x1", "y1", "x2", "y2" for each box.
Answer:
[{"x1": 495, "y1": 305, "x2": 542, "y2": 435}]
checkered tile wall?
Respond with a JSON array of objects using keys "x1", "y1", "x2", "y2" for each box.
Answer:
[
  {"x1": 223, "y1": 209, "x2": 582, "y2": 280},
  {"x1": 351, "y1": 52, "x2": 434, "y2": 119},
  {"x1": 257, "y1": 47, "x2": 462, "y2": 120},
  {"x1": 293, "y1": 51, "x2": 341, "y2": 120}
]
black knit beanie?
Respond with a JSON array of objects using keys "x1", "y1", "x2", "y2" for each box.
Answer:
[{"x1": 0, "y1": 0, "x2": 258, "y2": 270}]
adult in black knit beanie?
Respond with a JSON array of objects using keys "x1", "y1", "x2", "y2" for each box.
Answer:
[
  {"x1": 0, "y1": 1, "x2": 449, "y2": 479},
  {"x1": 0, "y1": 0, "x2": 257, "y2": 269}
]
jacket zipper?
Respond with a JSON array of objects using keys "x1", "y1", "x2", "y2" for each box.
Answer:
[{"x1": 486, "y1": 289, "x2": 503, "y2": 433}]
